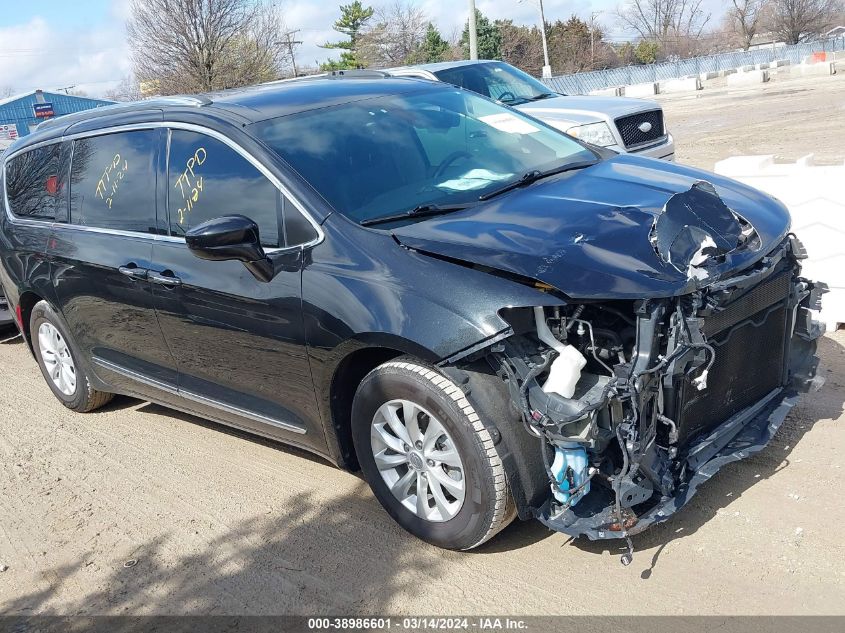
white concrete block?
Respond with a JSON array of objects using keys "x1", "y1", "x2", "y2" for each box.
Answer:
[
  {"x1": 588, "y1": 86, "x2": 623, "y2": 97},
  {"x1": 625, "y1": 82, "x2": 659, "y2": 97},
  {"x1": 740, "y1": 64, "x2": 756, "y2": 72},
  {"x1": 771, "y1": 59, "x2": 791, "y2": 67},
  {"x1": 699, "y1": 71, "x2": 719, "y2": 81},
  {"x1": 714, "y1": 155, "x2": 845, "y2": 329},
  {"x1": 756, "y1": 62, "x2": 770, "y2": 70},
  {"x1": 722, "y1": 68, "x2": 738, "y2": 76},
  {"x1": 659, "y1": 77, "x2": 702, "y2": 93},
  {"x1": 726, "y1": 69, "x2": 770, "y2": 86},
  {"x1": 798, "y1": 62, "x2": 836, "y2": 76}
]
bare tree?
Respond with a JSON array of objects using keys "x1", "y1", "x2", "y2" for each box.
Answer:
[
  {"x1": 0, "y1": 86, "x2": 14, "y2": 99},
  {"x1": 104, "y1": 75, "x2": 144, "y2": 102},
  {"x1": 729, "y1": 0, "x2": 766, "y2": 49},
  {"x1": 127, "y1": 0, "x2": 290, "y2": 95},
  {"x1": 617, "y1": 0, "x2": 712, "y2": 54},
  {"x1": 764, "y1": 0, "x2": 842, "y2": 43},
  {"x1": 358, "y1": 1, "x2": 428, "y2": 67}
]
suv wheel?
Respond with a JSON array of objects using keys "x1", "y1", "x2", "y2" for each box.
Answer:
[
  {"x1": 30, "y1": 300, "x2": 113, "y2": 412},
  {"x1": 352, "y1": 357, "x2": 515, "y2": 550}
]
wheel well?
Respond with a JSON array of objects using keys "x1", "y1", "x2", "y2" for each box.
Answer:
[
  {"x1": 16, "y1": 291, "x2": 43, "y2": 351},
  {"x1": 330, "y1": 346, "x2": 404, "y2": 470}
]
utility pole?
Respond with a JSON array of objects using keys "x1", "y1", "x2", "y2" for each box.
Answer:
[
  {"x1": 283, "y1": 30, "x2": 303, "y2": 77},
  {"x1": 589, "y1": 11, "x2": 602, "y2": 68},
  {"x1": 468, "y1": 0, "x2": 478, "y2": 60},
  {"x1": 538, "y1": 0, "x2": 551, "y2": 77},
  {"x1": 520, "y1": 0, "x2": 552, "y2": 77}
]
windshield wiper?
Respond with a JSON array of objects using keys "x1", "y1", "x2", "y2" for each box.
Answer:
[
  {"x1": 360, "y1": 202, "x2": 476, "y2": 227},
  {"x1": 527, "y1": 92, "x2": 557, "y2": 101},
  {"x1": 478, "y1": 160, "x2": 597, "y2": 201}
]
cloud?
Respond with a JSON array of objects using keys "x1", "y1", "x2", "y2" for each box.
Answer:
[{"x1": 0, "y1": 13, "x2": 130, "y2": 98}]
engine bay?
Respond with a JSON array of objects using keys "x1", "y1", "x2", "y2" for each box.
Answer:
[{"x1": 481, "y1": 236, "x2": 825, "y2": 563}]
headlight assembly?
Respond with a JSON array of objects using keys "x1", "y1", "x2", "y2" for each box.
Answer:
[{"x1": 565, "y1": 122, "x2": 616, "y2": 147}]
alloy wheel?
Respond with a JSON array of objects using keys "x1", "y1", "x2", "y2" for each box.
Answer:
[
  {"x1": 370, "y1": 399, "x2": 466, "y2": 522},
  {"x1": 38, "y1": 322, "x2": 77, "y2": 396}
]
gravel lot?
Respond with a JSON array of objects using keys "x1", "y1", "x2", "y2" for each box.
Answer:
[{"x1": 1, "y1": 73, "x2": 844, "y2": 616}]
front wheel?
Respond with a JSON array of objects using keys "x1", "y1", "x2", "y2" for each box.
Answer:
[{"x1": 352, "y1": 358, "x2": 515, "y2": 550}]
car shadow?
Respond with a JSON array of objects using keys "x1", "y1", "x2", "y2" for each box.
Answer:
[
  {"x1": 0, "y1": 485, "x2": 451, "y2": 617},
  {"x1": 570, "y1": 333, "x2": 845, "y2": 576}
]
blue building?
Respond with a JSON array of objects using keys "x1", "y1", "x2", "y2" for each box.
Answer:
[{"x1": 0, "y1": 89, "x2": 114, "y2": 149}]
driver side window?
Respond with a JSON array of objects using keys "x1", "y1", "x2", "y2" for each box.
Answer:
[{"x1": 168, "y1": 130, "x2": 281, "y2": 248}]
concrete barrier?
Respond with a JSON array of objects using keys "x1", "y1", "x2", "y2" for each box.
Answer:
[
  {"x1": 739, "y1": 64, "x2": 756, "y2": 72},
  {"x1": 587, "y1": 86, "x2": 623, "y2": 97},
  {"x1": 626, "y1": 82, "x2": 659, "y2": 97},
  {"x1": 714, "y1": 154, "x2": 845, "y2": 330},
  {"x1": 588, "y1": 86, "x2": 623, "y2": 97},
  {"x1": 756, "y1": 62, "x2": 770, "y2": 70},
  {"x1": 658, "y1": 77, "x2": 702, "y2": 93},
  {"x1": 699, "y1": 71, "x2": 719, "y2": 81},
  {"x1": 726, "y1": 69, "x2": 769, "y2": 86},
  {"x1": 798, "y1": 62, "x2": 836, "y2": 76},
  {"x1": 722, "y1": 68, "x2": 738, "y2": 76},
  {"x1": 771, "y1": 59, "x2": 791, "y2": 67}
]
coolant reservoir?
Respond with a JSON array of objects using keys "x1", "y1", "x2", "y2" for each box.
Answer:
[
  {"x1": 542, "y1": 344, "x2": 587, "y2": 399},
  {"x1": 533, "y1": 306, "x2": 587, "y2": 399}
]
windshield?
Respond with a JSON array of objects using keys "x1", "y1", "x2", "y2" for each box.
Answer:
[
  {"x1": 251, "y1": 88, "x2": 595, "y2": 226},
  {"x1": 434, "y1": 62, "x2": 558, "y2": 105}
]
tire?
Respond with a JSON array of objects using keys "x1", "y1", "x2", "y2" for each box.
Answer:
[
  {"x1": 352, "y1": 357, "x2": 515, "y2": 550},
  {"x1": 30, "y1": 300, "x2": 113, "y2": 413}
]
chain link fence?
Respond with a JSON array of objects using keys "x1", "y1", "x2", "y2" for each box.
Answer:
[{"x1": 542, "y1": 37, "x2": 845, "y2": 95}]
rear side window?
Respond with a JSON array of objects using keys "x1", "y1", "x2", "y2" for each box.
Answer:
[
  {"x1": 5, "y1": 143, "x2": 70, "y2": 221},
  {"x1": 69, "y1": 130, "x2": 158, "y2": 234},
  {"x1": 168, "y1": 130, "x2": 280, "y2": 248}
]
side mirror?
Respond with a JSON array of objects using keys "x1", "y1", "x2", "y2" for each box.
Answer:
[{"x1": 185, "y1": 215, "x2": 278, "y2": 282}]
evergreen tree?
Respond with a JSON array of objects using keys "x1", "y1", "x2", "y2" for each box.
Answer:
[
  {"x1": 419, "y1": 23, "x2": 450, "y2": 63},
  {"x1": 321, "y1": 1, "x2": 375, "y2": 70},
  {"x1": 460, "y1": 9, "x2": 502, "y2": 60}
]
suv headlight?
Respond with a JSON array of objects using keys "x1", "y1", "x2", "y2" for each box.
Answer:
[{"x1": 565, "y1": 122, "x2": 616, "y2": 147}]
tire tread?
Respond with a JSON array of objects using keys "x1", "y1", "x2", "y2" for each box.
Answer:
[{"x1": 377, "y1": 358, "x2": 515, "y2": 549}]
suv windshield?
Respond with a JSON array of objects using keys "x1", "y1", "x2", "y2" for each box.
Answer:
[
  {"x1": 251, "y1": 87, "x2": 595, "y2": 226},
  {"x1": 434, "y1": 62, "x2": 558, "y2": 105}
]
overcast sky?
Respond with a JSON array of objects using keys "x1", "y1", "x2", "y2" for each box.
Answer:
[{"x1": 0, "y1": 0, "x2": 727, "y2": 98}]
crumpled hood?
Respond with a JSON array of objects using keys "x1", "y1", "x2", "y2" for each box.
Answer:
[{"x1": 392, "y1": 155, "x2": 791, "y2": 299}]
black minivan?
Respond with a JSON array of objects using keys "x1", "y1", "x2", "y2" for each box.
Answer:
[{"x1": 0, "y1": 75, "x2": 824, "y2": 552}]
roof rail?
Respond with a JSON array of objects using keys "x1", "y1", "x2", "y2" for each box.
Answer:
[
  {"x1": 326, "y1": 69, "x2": 391, "y2": 79},
  {"x1": 142, "y1": 95, "x2": 213, "y2": 106}
]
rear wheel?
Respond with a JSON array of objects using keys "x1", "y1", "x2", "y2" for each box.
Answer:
[
  {"x1": 30, "y1": 301, "x2": 113, "y2": 413},
  {"x1": 352, "y1": 357, "x2": 515, "y2": 550}
]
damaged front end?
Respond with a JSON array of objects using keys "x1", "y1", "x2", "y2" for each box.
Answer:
[{"x1": 484, "y1": 233, "x2": 825, "y2": 553}]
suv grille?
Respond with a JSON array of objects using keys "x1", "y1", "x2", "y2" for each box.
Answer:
[{"x1": 614, "y1": 110, "x2": 665, "y2": 149}]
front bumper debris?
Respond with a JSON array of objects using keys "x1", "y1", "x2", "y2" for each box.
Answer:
[
  {"x1": 486, "y1": 236, "x2": 824, "y2": 546},
  {"x1": 536, "y1": 387, "x2": 801, "y2": 539}
]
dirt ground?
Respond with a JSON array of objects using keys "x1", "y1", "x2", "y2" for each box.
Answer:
[
  {"x1": 660, "y1": 71, "x2": 845, "y2": 169},
  {"x1": 1, "y1": 73, "x2": 845, "y2": 617}
]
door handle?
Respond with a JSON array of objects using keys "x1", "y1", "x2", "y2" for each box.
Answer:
[
  {"x1": 118, "y1": 265, "x2": 148, "y2": 280},
  {"x1": 149, "y1": 271, "x2": 182, "y2": 287}
]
